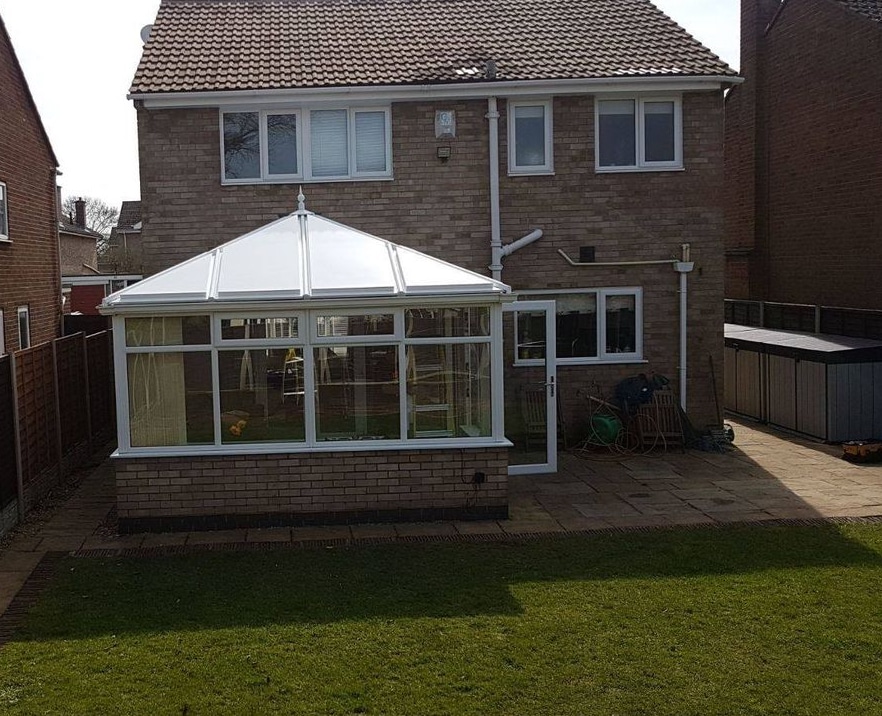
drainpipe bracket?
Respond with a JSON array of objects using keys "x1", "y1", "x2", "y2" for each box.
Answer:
[{"x1": 674, "y1": 261, "x2": 695, "y2": 273}]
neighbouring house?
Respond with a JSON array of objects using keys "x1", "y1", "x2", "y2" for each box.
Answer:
[
  {"x1": 0, "y1": 12, "x2": 61, "y2": 355},
  {"x1": 106, "y1": 0, "x2": 740, "y2": 531},
  {"x1": 725, "y1": 0, "x2": 882, "y2": 325},
  {"x1": 103, "y1": 200, "x2": 143, "y2": 274},
  {"x1": 60, "y1": 199, "x2": 142, "y2": 321}
]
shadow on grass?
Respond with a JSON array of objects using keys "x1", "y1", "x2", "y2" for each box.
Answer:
[{"x1": 13, "y1": 523, "x2": 882, "y2": 642}]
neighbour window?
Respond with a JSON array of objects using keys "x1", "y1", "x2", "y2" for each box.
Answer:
[
  {"x1": 17, "y1": 306, "x2": 30, "y2": 350},
  {"x1": 221, "y1": 107, "x2": 391, "y2": 183},
  {"x1": 596, "y1": 97, "x2": 681, "y2": 171},
  {"x1": 0, "y1": 182, "x2": 8, "y2": 240},
  {"x1": 508, "y1": 100, "x2": 553, "y2": 174},
  {"x1": 0, "y1": 310, "x2": 5, "y2": 355},
  {"x1": 517, "y1": 290, "x2": 642, "y2": 364}
]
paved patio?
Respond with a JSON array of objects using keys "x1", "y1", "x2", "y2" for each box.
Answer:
[{"x1": 2, "y1": 419, "x2": 882, "y2": 615}]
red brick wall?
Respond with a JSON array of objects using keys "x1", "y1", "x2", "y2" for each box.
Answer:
[
  {"x1": 725, "y1": 0, "x2": 882, "y2": 309},
  {"x1": 0, "y1": 20, "x2": 60, "y2": 353},
  {"x1": 115, "y1": 447, "x2": 508, "y2": 529},
  {"x1": 137, "y1": 91, "x2": 726, "y2": 428}
]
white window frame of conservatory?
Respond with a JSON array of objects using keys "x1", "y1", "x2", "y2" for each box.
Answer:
[
  {"x1": 220, "y1": 106, "x2": 393, "y2": 185},
  {"x1": 514, "y1": 287, "x2": 644, "y2": 366},
  {"x1": 507, "y1": 98, "x2": 555, "y2": 176},
  {"x1": 594, "y1": 95, "x2": 683, "y2": 173},
  {"x1": 112, "y1": 305, "x2": 510, "y2": 457}
]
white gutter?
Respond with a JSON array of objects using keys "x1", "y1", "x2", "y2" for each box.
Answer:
[
  {"x1": 674, "y1": 245, "x2": 695, "y2": 412},
  {"x1": 131, "y1": 75, "x2": 743, "y2": 109}
]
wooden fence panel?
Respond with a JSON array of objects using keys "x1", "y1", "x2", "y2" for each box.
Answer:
[
  {"x1": 0, "y1": 356, "x2": 17, "y2": 510},
  {"x1": 86, "y1": 331, "x2": 115, "y2": 441},
  {"x1": 56, "y1": 335, "x2": 90, "y2": 454},
  {"x1": 15, "y1": 343, "x2": 60, "y2": 505}
]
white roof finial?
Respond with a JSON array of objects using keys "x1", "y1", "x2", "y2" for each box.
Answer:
[{"x1": 297, "y1": 186, "x2": 306, "y2": 213}]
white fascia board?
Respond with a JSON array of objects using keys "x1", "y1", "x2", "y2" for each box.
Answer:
[
  {"x1": 131, "y1": 75, "x2": 743, "y2": 109},
  {"x1": 99, "y1": 292, "x2": 513, "y2": 316},
  {"x1": 62, "y1": 274, "x2": 144, "y2": 286}
]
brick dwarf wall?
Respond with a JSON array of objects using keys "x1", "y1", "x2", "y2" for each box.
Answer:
[
  {"x1": 0, "y1": 20, "x2": 60, "y2": 354},
  {"x1": 137, "y1": 91, "x2": 726, "y2": 431},
  {"x1": 115, "y1": 448, "x2": 508, "y2": 532},
  {"x1": 725, "y1": 0, "x2": 882, "y2": 309}
]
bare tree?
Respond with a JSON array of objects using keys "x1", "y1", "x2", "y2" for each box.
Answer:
[{"x1": 62, "y1": 196, "x2": 119, "y2": 238}]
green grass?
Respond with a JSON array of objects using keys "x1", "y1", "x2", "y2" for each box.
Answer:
[{"x1": 3, "y1": 524, "x2": 882, "y2": 715}]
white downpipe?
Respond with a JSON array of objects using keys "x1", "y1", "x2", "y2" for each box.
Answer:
[
  {"x1": 487, "y1": 97, "x2": 503, "y2": 280},
  {"x1": 674, "y1": 244, "x2": 694, "y2": 412}
]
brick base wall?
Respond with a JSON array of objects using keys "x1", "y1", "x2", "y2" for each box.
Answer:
[{"x1": 116, "y1": 447, "x2": 508, "y2": 532}]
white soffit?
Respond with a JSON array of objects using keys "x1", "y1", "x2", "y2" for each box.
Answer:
[{"x1": 101, "y1": 198, "x2": 510, "y2": 310}]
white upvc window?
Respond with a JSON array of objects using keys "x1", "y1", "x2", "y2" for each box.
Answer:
[
  {"x1": 516, "y1": 288, "x2": 643, "y2": 365},
  {"x1": 221, "y1": 107, "x2": 392, "y2": 184},
  {"x1": 0, "y1": 310, "x2": 5, "y2": 355},
  {"x1": 507, "y1": 99, "x2": 554, "y2": 175},
  {"x1": 116, "y1": 305, "x2": 500, "y2": 454},
  {"x1": 0, "y1": 182, "x2": 9, "y2": 241},
  {"x1": 17, "y1": 306, "x2": 30, "y2": 350},
  {"x1": 595, "y1": 96, "x2": 682, "y2": 172}
]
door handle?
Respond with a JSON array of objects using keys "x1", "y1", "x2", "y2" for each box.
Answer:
[{"x1": 547, "y1": 376, "x2": 555, "y2": 398}]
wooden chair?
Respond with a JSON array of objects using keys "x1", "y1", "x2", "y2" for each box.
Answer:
[
  {"x1": 637, "y1": 388, "x2": 685, "y2": 451},
  {"x1": 520, "y1": 385, "x2": 547, "y2": 450}
]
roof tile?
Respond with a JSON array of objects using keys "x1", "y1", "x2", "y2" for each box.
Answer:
[{"x1": 131, "y1": 0, "x2": 737, "y2": 94}]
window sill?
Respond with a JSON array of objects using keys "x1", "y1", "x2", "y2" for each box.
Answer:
[
  {"x1": 595, "y1": 166, "x2": 684, "y2": 174},
  {"x1": 0, "y1": 237, "x2": 12, "y2": 244},
  {"x1": 514, "y1": 358, "x2": 647, "y2": 367},
  {"x1": 112, "y1": 436, "x2": 513, "y2": 459},
  {"x1": 222, "y1": 175, "x2": 394, "y2": 187},
  {"x1": 507, "y1": 169, "x2": 555, "y2": 177}
]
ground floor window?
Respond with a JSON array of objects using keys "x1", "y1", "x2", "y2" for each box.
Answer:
[{"x1": 516, "y1": 288, "x2": 642, "y2": 364}]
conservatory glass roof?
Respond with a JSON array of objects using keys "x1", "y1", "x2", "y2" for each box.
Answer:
[{"x1": 101, "y1": 198, "x2": 510, "y2": 310}]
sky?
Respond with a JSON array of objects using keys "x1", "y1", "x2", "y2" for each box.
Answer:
[{"x1": 0, "y1": 0, "x2": 740, "y2": 212}]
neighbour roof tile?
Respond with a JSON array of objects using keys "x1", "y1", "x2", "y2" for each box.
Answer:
[
  {"x1": 116, "y1": 200, "x2": 142, "y2": 230},
  {"x1": 130, "y1": 0, "x2": 737, "y2": 94}
]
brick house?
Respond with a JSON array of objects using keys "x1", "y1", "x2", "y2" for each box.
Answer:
[
  {"x1": 108, "y1": 0, "x2": 739, "y2": 531},
  {"x1": 725, "y1": 0, "x2": 882, "y2": 310},
  {"x1": 0, "y1": 13, "x2": 61, "y2": 354}
]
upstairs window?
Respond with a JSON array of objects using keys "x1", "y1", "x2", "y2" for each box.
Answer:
[
  {"x1": 508, "y1": 100, "x2": 553, "y2": 175},
  {"x1": 0, "y1": 182, "x2": 8, "y2": 241},
  {"x1": 17, "y1": 306, "x2": 30, "y2": 350},
  {"x1": 222, "y1": 107, "x2": 391, "y2": 184},
  {"x1": 596, "y1": 97, "x2": 682, "y2": 171}
]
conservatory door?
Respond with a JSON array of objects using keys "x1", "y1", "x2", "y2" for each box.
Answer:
[{"x1": 503, "y1": 301, "x2": 557, "y2": 475}]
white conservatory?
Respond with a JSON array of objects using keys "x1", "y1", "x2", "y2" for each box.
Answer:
[{"x1": 101, "y1": 196, "x2": 514, "y2": 532}]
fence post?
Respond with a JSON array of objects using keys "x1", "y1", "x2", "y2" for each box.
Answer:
[
  {"x1": 51, "y1": 339, "x2": 64, "y2": 484},
  {"x1": 9, "y1": 351, "x2": 25, "y2": 521},
  {"x1": 759, "y1": 301, "x2": 766, "y2": 328},
  {"x1": 814, "y1": 305, "x2": 822, "y2": 334},
  {"x1": 82, "y1": 332, "x2": 93, "y2": 456}
]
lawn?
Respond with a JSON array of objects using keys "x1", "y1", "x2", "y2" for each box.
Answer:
[{"x1": 2, "y1": 524, "x2": 882, "y2": 715}]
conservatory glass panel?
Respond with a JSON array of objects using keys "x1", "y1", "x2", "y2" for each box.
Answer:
[
  {"x1": 314, "y1": 345, "x2": 400, "y2": 441},
  {"x1": 219, "y1": 348, "x2": 306, "y2": 444},
  {"x1": 315, "y1": 313, "x2": 394, "y2": 338},
  {"x1": 406, "y1": 343, "x2": 492, "y2": 438},
  {"x1": 405, "y1": 307, "x2": 490, "y2": 338},
  {"x1": 125, "y1": 316, "x2": 211, "y2": 346},
  {"x1": 127, "y1": 352, "x2": 214, "y2": 447},
  {"x1": 221, "y1": 317, "x2": 299, "y2": 341}
]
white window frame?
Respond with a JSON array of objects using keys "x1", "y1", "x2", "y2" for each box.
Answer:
[
  {"x1": 507, "y1": 99, "x2": 554, "y2": 175},
  {"x1": 0, "y1": 309, "x2": 5, "y2": 355},
  {"x1": 0, "y1": 182, "x2": 9, "y2": 241},
  {"x1": 515, "y1": 288, "x2": 644, "y2": 366},
  {"x1": 595, "y1": 96, "x2": 683, "y2": 173},
  {"x1": 114, "y1": 304, "x2": 506, "y2": 457},
  {"x1": 17, "y1": 306, "x2": 30, "y2": 350},
  {"x1": 220, "y1": 106, "x2": 393, "y2": 185}
]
